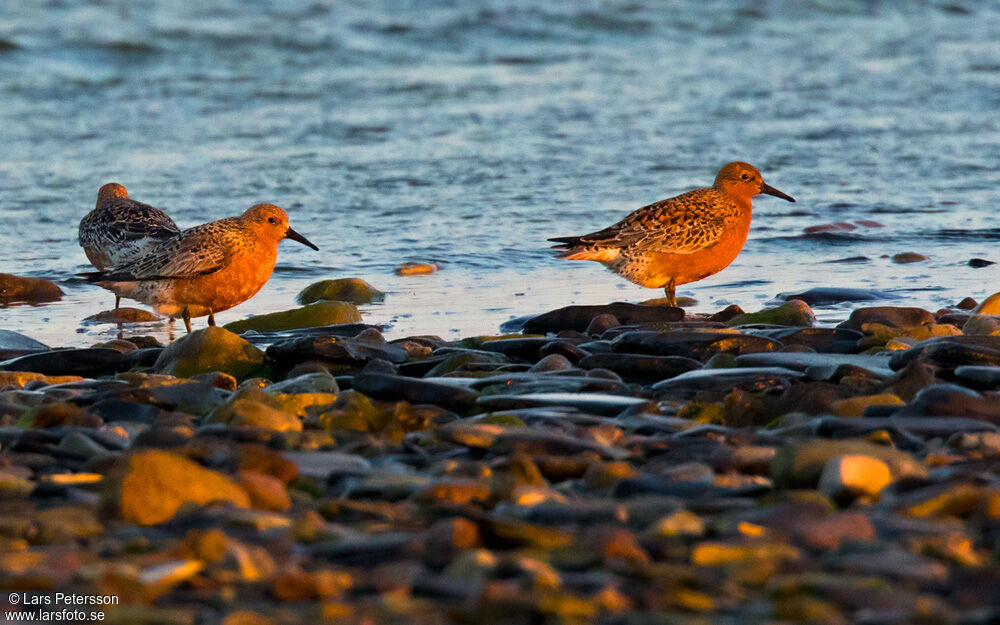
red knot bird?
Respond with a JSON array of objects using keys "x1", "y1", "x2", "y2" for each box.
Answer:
[
  {"x1": 83, "y1": 203, "x2": 318, "y2": 332},
  {"x1": 549, "y1": 161, "x2": 795, "y2": 307},
  {"x1": 78, "y1": 183, "x2": 181, "y2": 308}
]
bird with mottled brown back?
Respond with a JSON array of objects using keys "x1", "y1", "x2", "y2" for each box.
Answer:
[
  {"x1": 549, "y1": 161, "x2": 795, "y2": 306},
  {"x1": 82, "y1": 203, "x2": 319, "y2": 332},
  {"x1": 78, "y1": 183, "x2": 181, "y2": 308}
]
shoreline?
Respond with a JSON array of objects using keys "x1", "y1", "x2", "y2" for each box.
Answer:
[{"x1": 2, "y1": 291, "x2": 999, "y2": 622}]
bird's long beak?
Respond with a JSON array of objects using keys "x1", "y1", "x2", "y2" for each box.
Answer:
[
  {"x1": 285, "y1": 227, "x2": 319, "y2": 250},
  {"x1": 760, "y1": 182, "x2": 795, "y2": 202}
]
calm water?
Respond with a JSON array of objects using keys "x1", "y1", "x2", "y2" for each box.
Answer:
[{"x1": 1, "y1": 1, "x2": 999, "y2": 346}]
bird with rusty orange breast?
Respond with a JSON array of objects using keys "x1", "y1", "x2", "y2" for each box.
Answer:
[
  {"x1": 83, "y1": 203, "x2": 318, "y2": 332},
  {"x1": 78, "y1": 183, "x2": 181, "y2": 309},
  {"x1": 549, "y1": 161, "x2": 795, "y2": 307}
]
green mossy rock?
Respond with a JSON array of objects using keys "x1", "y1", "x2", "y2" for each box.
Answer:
[
  {"x1": 224, "y1": 301, "x2": 362, "y2": 333},
  {"x1": 297, "y1": 278, "x2": 385, "y2": 305},
  {"x1": 153, "y1": 327, "x2": 265, "y2": 379},
  {"x1": 727, "y1": 300, "x2": 817, "y2": 328},
  {"x1": 102, "y1": 449, "x2": 250, "y2": 526}
]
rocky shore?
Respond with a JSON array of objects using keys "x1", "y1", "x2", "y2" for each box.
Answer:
[{"x1": 3, "y1": 279, "x2": 1000, "y2": 624}]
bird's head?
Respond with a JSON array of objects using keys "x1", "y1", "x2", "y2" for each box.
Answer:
[
  {"x1": 242, "y1": 203, "x2": 319, "y2": 250},
  {"x1": 714, "y1": 162, "x2": 795, "y2": 203}
]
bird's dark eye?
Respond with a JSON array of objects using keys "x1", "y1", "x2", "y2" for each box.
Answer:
[
  {"x1": 740, "y1": 173, "x2": 751, "y2": 181},
  {"x1": 267, "y1": 217, "x2": 278, "y2": 224}
]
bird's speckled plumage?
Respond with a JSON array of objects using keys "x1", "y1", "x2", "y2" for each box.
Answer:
[
  {"x1": 550, "y1": 162, "x2": 795, "y2": 306},
  {"x1": 78, "y1": 183, "x2": 180, "y2": 271},
  {"x1": 84, "y1": 203, "x2": 319, "y2": 332}
]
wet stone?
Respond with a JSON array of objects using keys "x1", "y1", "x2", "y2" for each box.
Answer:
[
  {"x1": 747, "y1": 327, "x2": 863, "y2": 354},
  {"x1": 353, "y1": 372, "x2": 478, "y2": 411},
  {"x1": 224, "y1": 301, "x2": 362, "y2": 333},
  {"x1": 529, "y1": 353, "x2": 574, "y2": 373},
  {"x1": 770, "y1": 440, "x2": 927, "y2": 489},
  {"x1": 538, "y1": 340, "x2": 588, "y2": 364},
  {"x1": 297, "y1": 277, "x2": 385, "y2": 305},
  {"x1": 781, "y1": 287, "x2": 896, "y2": 306},
  {"x1": 735, "y1": 352, "x2": 894, "y2": 379},
  {"x1": 153, "y1": 327, "x2": 265, "y2": 379},
  {"x1": 0, "y1": 348, "x2": 126, "y2": 377},
  {"x1": 578, "y1": 352, "x2": 701, "y2": 383},
  {"x1": 611, "y1": 331, "x2": 783, "y2": 361},
  {"x1": 651, "y1": 366, "x2": 803, "y2": 396},
  {"x1": 83, "y1": 308, "x2": 160, "y2": 324},
  {"x1": 522, "y1": 302, "x2": 683, "y2": 333},
  {"x1": 585, "y1": 313, "x2": 620, "y2": 337},
  {"x1": 897, "y1": 383, "x2": 1000, "y2": 421},
  {"x1": 954, "y1": 365, "x2": 1000, "y2": 389},
  {"x1": 889, "y1": 337, "x2": 1000, "y2": 371},
  {"x1": 475, "y1": 392, "x2": 648, "y2": 416},
  {"x1": 0, "y1": 273, "x2": 63, "y2": 304},
  {"x1": 479, "y1": 337, "x2": 562, "y2": 361},
  {"x1": 102, "y1": 449, "x2": 250, "y2": 526},
  {"x1": 726, "y1": 299, "x2": 816, "y2": 327},
  {"x1": 266, "y1": 332, "x2": 407, "y2": 366},
  {"x1": 838, "y1": 306, "x2": 935, "y2": 331}
]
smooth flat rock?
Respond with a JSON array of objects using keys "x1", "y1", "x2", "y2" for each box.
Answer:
[
  {"x1": 734, "y1": 352, "x2": 893, "y2": 378},
  {"x1": 475, "y1": 392, "x2": 647, "y2": 416},
  {"x1": 896, "y1": 383, "x2": 1000, "y2": 421},
  {"x1": 522, "y1": 302, "x2": 684, "y2": 333},
  {"x1": 651, "y1": 366, "x2": 803, "y2": 395},
  {"x1": 267, "y1": 333, "x2": 407, "y2": 365},
  {"x1": 0, "y1": 330, "x2": 49, "y2": 351},
  {"x1": 353, "y1": 372, "x2": 479, "y2": 411},
  {"x1": 780, "y1": 287, "x2": 897, "y2": 306},
  {"x1": 746, "y1": 327, "x2": 863, "y2": 354},
  {"x1": 0, "y1": 348, "x2": 125, "y2": 377},
  {"x1": 954, "y1": 365, "x2": 1000, "y2": 389},
  {"x1": 889, "y1": 338, "x2": 1000, "y2": 371},
  {"x1": 281, "y1": 451, "x2": 372, "y2": 479},
  {"x1": 579, "y1": 353, "x2": 701, "y2": 383},
  {"x1": 224, "y1": 301, "x2": 362, "y2": 333},
  {"x1": 612, "y1": 331, "x2": 783, "y2": 360},
  {"x1": 838, "y1": 306, "x2": 934, "y2": 331}
]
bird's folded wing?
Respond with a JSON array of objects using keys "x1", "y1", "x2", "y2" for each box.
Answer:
[
  {"x1": 573, "y1": 191, "x2": 726, "y2": 254},
  {"x1": 105, "y1": 200, "x2": 181, "y2": 241},
  {"x1": 99, "y1": 224, "x2": 235, "y2": 281}
]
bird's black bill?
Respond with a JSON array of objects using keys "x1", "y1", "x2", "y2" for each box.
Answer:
[
  {"x1": 760, "y1": 182, "x2": 795, "y2": 203},
  {"x1": 285, "y1": 227, "x2": 319, "y2": 250}
]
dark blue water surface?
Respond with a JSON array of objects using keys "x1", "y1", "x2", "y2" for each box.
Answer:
[{"x1": 1, "y1": 1, "x2": 999, "y2": 344}]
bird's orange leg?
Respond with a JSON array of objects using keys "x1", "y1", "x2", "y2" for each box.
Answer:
[{"x1": 664, "y1": 278, "x2": 677, "y2": 308}]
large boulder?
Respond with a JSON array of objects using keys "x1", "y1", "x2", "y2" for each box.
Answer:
[
  {"x1": 102, "y1": 450, "x2": 250, "y2": 525},
  {"x1": 224, "y1": 301, "x2": 362, "y2": 333},
  {"x1": 297, "y1": 278, "x2": 384, "y2": 305},
  {"x1": 153, "y1": 327, "x2": 264, "y2": 379}
]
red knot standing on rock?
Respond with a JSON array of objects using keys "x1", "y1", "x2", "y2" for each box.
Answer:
[
  {"x1": 549, "y1": 161, "x2": 795, "y2": 307},
  {"x1": 78, "y1": 183, "x2": 181, "y2": 308},
  {"x1": 82, "y1": 204, "x2": 318, "y2": 333}
]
